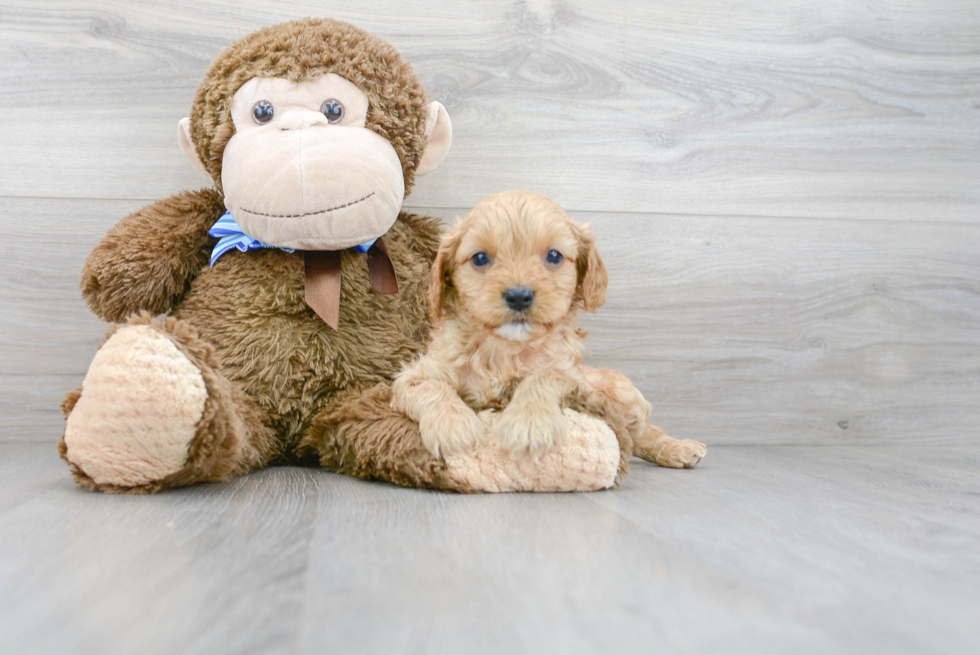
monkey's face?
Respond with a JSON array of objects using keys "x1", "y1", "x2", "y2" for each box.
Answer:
[
  {"x1": 178, "y1": 20, "x2": 454, "y2": 251},
  {"x1": 219, "y1": 74, "x2": 405, "y2": 251}
]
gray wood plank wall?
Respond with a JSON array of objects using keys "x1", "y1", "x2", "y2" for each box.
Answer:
[{"x1": 1, "y1": 0, "x2": 978, "y2": 445}]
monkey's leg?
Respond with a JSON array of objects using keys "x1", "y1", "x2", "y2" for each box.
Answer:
[
  {"x1": 302, "y1": 384, "x2": 622, "y2": 493},
  {"x1": 581, "y1": 366, "x2": 706, "y2": 469},
  {"x1": 59, "y1": 313, "x2": 276, "y2": 494},
  {"x1": 302, "y1": 385, "x2": 460, "y2": 491}
]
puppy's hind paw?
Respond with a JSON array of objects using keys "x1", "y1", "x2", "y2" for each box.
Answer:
[
  {"x1": 656, "y1": 439, "x2": 707, "y2": 469},
  {"x1": 494, "y1": 407, "x2": 567, "y2": 459}
]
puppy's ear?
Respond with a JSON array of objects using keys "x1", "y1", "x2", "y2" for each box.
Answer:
[
  {"x1": 428, "y1": 224, "x2": 463, "y2": 319},
  {"x1": 573, "y1": 222, "x2": 608, "y2": 312}
]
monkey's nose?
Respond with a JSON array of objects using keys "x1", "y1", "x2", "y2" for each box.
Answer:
[
  {"x1": 504, "y1": 286, "x2": 535, "y2": 311},
  {"x1": 278, "y1": 111, "x2": 329, "y2": 130}
]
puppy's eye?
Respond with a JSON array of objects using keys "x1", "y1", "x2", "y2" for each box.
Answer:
[
  {"x1": 320, "y1": 99, "x2": 344, "y2": 123},
  {"x1": 471, "y1": 252, "x2": 491, "y2": 268},
  {"x1": 252, "y1": 100, "x2": 275, "y2": 124},
  {"x1": 546, "y1": 250, "x2": 564, "y2": 265}
]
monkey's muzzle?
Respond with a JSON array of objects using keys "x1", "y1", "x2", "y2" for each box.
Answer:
[{"x1": 221, "y1": 123, "x2": 405, "y2": 251}]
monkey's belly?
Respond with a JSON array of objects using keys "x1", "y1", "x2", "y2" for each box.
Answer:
[{"x1": 171, "y1": 248, "x2": 428, "y2": 440}]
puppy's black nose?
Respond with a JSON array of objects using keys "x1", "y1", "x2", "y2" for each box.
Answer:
[{"x1": 504, "y1": 286, "x2": 534, "y2": 311}]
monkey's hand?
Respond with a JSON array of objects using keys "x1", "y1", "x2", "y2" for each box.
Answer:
[{"x1": 81, "y1": 189, "x2": 224, "y2": 322}]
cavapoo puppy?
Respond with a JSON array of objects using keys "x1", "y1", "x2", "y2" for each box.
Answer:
[{"x1": 392, "y1": 190, "x2": 706, "y2": 468}]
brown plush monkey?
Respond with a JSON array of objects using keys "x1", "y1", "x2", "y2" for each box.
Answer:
[{"x1": 59, "y1": 18, "x2": 626, "y2": 494}]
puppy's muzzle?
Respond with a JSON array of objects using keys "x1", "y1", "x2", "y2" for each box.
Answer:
[{"x1": 504, "y1": 286, "x2": 535, "y2": 312}]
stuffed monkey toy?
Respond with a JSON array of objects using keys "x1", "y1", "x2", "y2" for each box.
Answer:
[{"x1": 59, "y1": 18, "x2": 640, "y2": 494}]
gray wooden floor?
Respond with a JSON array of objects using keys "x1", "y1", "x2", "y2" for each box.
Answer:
[
  {"x1": 2, "y1": 1, "x2": 979, "y2": 653},
  {"x1": 1, "y1": 442, "x2": 978, "y2": 654}
]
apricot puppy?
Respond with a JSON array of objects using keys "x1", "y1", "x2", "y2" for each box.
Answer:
[{"x1": 392, "y1": 190, "x2": 706, "y2": 468}]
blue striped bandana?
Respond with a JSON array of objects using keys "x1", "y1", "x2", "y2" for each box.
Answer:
[{"x1": 208, "y1": 212, "x2": 377, "y2": 266}]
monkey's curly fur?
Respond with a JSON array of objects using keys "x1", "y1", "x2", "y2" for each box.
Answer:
[{"x1": 190, "y1": 18, "x2": 430, "y2": 194}]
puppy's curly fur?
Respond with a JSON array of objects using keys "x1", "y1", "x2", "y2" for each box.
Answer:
[{"x1": 392, "y1": 190, "x2": 706, "y2": 467}]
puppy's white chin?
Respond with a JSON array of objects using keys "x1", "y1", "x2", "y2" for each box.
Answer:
[{"x1": 494, "y1": 322, "x2": 532, "y2": 342}]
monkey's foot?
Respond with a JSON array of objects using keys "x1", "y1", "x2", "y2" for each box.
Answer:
[
  {"x1": 60, "y1": 314, "x2": 251, "y2": 493},
  {"x1": 443, "y1": 409, "x2": 620, "y2": 492},
  {"x1": 62, "y1": 324, "x2": 208, "y2": 488}
]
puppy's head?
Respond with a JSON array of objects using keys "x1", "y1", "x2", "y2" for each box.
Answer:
[{"x1": 428, "y1": 190, "x2": 608, "y2": 340}]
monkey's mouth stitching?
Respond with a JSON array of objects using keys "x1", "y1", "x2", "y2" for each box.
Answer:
[{"x1": 240, "y1": 192, "x2": 375, "y2": 219}]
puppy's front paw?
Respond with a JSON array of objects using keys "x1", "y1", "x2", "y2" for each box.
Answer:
[
  {"x1": 419, "y1": 403, "x2": 486, "y2": 459},
  {"x1": 495, "y1": 406, "x2": 567, "y2": 458},
  {"x1": 657, "y1": 439, "x2": 707, "y2": 469}
]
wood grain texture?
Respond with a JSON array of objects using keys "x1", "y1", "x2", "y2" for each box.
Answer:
[
  {"x1": 0, "y1": 376, "x2": 79, "y2": 442},
  {"x1": 0, "y1": 445, "x2": 319, "y2": 655},
  {"x1": 3, "y1": 197, "x2": 977, "y2": 445},
  {"x1": 1, "y1": 0, "x2": 978, "y2": 219},
  {"x1": 1, "y1": 4, "x2": 977, "y2": 651},
  {"x1": 0, "y1": 442, "x2": 977, "y2": 654}
]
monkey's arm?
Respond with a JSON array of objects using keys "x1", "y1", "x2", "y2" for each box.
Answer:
[{"x1": 81, "y1": 188, "x2": 225, "y2": 322}]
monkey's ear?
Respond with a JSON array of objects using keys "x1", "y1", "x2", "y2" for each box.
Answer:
[
  {"x1": 178, "y1": 117, "x2": 211, "y2": 180},
  {"x1": 416, "y1": 101, "x2": 452, "y2": 177}
]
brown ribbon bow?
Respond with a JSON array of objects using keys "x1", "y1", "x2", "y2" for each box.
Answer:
[{"x1": 304, "y1": 237, "x2": 398, "y2": 329}]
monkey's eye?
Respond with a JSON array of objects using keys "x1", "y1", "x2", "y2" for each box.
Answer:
[
  {"x1": 546, "y1": 250, "x2": 564, "y2": 265},
  {"x1": 471, "y1": 252, "x2": 491, "y2": 269},
  {"x1": 320, "y1": 99, "x2": 345, "y2": 123},
  {"x1": 252, "y1": 100, "x2": 275, "y2": 124}
]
